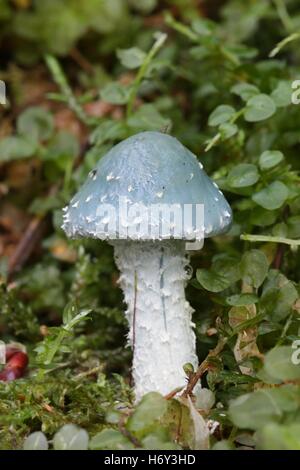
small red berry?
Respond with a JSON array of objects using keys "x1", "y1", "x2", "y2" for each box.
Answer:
[
  {"x1": 6, "y1": 351, "x2": 28, "y2": 370},
  {"x1": 0, "y1": 350, "x2": 29, "y2": 382}
]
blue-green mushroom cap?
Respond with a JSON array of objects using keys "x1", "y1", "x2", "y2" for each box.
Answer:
[{"x1": 62, "y1": 131, "x2": 232, "y2": 242}]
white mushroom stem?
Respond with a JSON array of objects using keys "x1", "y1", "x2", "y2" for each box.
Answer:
[{"x1": 112, "y1": 240, "x2": 198, "y2": 401}]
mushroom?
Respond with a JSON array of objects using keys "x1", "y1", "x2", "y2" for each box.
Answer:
[{"x1": 62, "y1": 131, "x2": 232, "y2": 400}]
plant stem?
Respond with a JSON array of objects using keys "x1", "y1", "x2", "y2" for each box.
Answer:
[
  {"x1": 241, "y1": 233, "x2": 300, "y2": 246},
  {"x1": 269, "y1": 31, "x2": 300, "y2": 57},
  {"x1": 165, "y1": 13, "x2": 240, "y2": 66},
  {"x1": 165, "y1": 13, "x2": 198, "y2": 42},
  {"x1": 126, "y1": 33, "x2": 167, "y2": 119},
  {"x1": 182, "y1": 336, "x2": 227, "y2": 397},
  {"x1": 272, "y1": 0, "x2": 293, "y2": 33},
  {"x1": 45, "y1": 55, "x2": 95, "y2": 126},
  {"x1": 205, "y1": 108, "x2": 245, "y2": 152}
]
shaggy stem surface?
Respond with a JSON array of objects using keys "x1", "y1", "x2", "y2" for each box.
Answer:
[{"x1": 112, "y1": 240, "x2": 198, "y2": 400}]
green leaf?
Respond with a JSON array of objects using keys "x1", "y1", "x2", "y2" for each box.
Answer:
[
  {"x1": 264, "y1": 346, "x2": 300, "y2": 382},
  {"x1": 229, "y1": 386, "x2": 299, "y2": 430},
  {"x1": 17, "y1": 106, "x2": 54, "y2": 142},
  {"x1": 212, "y1": 440, "x2": 234, "y2": 450},
  {"x1": 90, "y1": 0, "x2": 128, "y2": 34},
  {"x1": 196, "y1": 269, "x2": 232, "y2": 293},
  {"x1": 212, "y1": 254, "x2": 241, "y2": 284},
  {"x1": 53, "y1": 424, "x2": 89, "y2": 450},
  {"x1": 142, "y1": 429, "x2": 180, "y2": 450},
  {"x1": 0, "y1": 136, "x2": 36, "y2": 162},
  {"x1": 191, "y1": 18, "x2": 216, "y2": 36},
  {"x1": 226, "y1": 293, "x2": 258, "y2": 306},
  {"x1": 240, "y1": 249, "x2": 268, "y2": 288},
  {"x1": 260, "y1": 270, "x2": 298, "y2": 322},
  {"x1": 244, "y1": 94, "x2": 276, "y2": 122},
  {"x1": 271, "y1": 81, "x2": 292, "y2": 107},
  {"x1": 127, "y1": 104, "x2": 170, "y2": 131},
  {"x1": 257, "y1": 423, "x2": 300, "y2": 450},
  {"x1": 128, "y1": 0, "x2": 157, "y2": 14},
  {"x1": 90, "y1": 120, "x2": 127, "y2": 146},
  {"x1": 43, "y1": 131, "x2": 80, "y2": 170},
  {"x1": 117, "y1": 47, "x2": 146, "y2": 69},
  {"x1": 252, "y1": 181, "x2": 289, "y2": 210},
  {"x1": 259, "y1": 150, "x2": 284, "y2": 170},
  {"x1": 23, "y1": 432, "x2": 49, "y2": 450},
  {"x1": 29, "y1": 194, "x2": 62, "y2": 216},
  {"x1": 219, "y1": 122, "x2": 238, "y2": 139},
  {"x1": 227, "y1": 163, "x2": 259, "y2": 188},
  {"x1": 100, "y1": 82, "x2": 130, "y2": 105},
  {"x1": 287, "y1": 215, "x2": 300, "y2": 238},
  {"x1": 162, "y1": 398, "x2": 195, "y2": 449},
  {"x1": 208, "y1": 105, "x2": 236, "y2": 127},
  {"x1": 195, "y1": 388, "x2": 215, "y2": 412},
  {"x1": 63, "y1": 307, "x2": 91, "y2": 331},
  {"x1": 89, "y1": 429, "x2": 134, "y2": 450},
  {"x1": 231, "y1": 82, "x2": 259, "y2": 101},
  {"x1": 62, "y1": 301, "x2": 79, "y2": 325},
  {"x1": 127, "y1": 392, "x2": 167, "y2": 437},
  {"x1": 250, "y1": 207, "x2": 278, "y2": 227}
]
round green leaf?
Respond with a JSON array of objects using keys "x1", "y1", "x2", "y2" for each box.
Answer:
[
  {"x1": 100, "y1": 82, "x2": 130, "y2": 105},
  {"x1": 226, "y1": 293, "x2": 258, "y2": 306},
  {"x1": 244, "y1": 94, "x2": 276, "y2": 122},
  {"x1": 240, "y1": 249, "x2": 268, "y2": 288},
  {"x1": 191, "y1": 18, "x2": 215, "y2": 36},
  {"x1": 250, "y1": 207, "x2": 278, "y2": 227},
  {"x1": 260, "y1": 271, "x2": 298, "y2": 322},
  {"x1": 23, "y1": 432, "x2": 48, "y2": 450},
  {"x1": 17, "y1": 107, "x2": 54, "y2": 142},
  {"x1": 127, "y1": 392, "x2": 167, "y2": 437},
  {"x1": 259, "y1": 150, "x2": 284, "y2": 170},
  {"x1": 0, "y1": 136, "x2": 36, "y2": 162},
  {"x1": 229, "y1": 386, "x2": 299, "y2": 430},
  {"x1": 208, "y1": 105, "x2": 236, "y2": 127},
  {"x1": 196, "y1": 269, "x2": 231, "y2": 293},
  {"x1": 53, "y1": 424, "x2": 89, "y2": 450},
  {"x1": 252, "y1": 181, "x2": 289, "y2": 210},
  {"x1": 227, "y1": 163, "x2": 259, "y2": 188},
  {"x1": 258, "y1": 423, "x2": 300, "y2": 450},
  {"x1": 117, "y1": 47, "x2": 146, "y2": 69},
  {"x1": 127, "y1": 104, "x2": 170, "y2": 131},
  {"x1": 142, "y1": 429, "x2": 180, "y2": 450},
  {"x1": 89, "y1": 429, "x2": 134, "y2": 450},
  {"x1": 212, "y1": 254, "x2": 241, "y2": 284},
  {"x1": 231, "y1": 82, "x2": 259, "y2": 101},
  {"x1": 287, "y1": 215, "x2": 300, "y2": 238},
  {"x1": 128, "y1": 0, "x2": 157, "y2": 13},
  {"x1": 271, "y1": 81, "x2": 292, "y2": 108},
  {"x1": 264, "y1": 346, "x2": 300, "y2": 382},
  {"x1": 219, "y1": 122, "x2": 238, "y2": 139}
]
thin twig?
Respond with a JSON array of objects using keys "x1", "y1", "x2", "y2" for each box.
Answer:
[
  {"x1": 7, "y1": 186, "x2": 60, "y2": 281},
  {"x1": 70, "y1": 48, "x2": 94, "y2": 73},
  {"x1": 118, "y1": 414, "x2": 141, "y2": 448},
  {"x1": 273, "y1": 244, "x2": 285, "y2": 269},
  {"x1": 182, "y1": 337, "x2": 227, "y2": 397},
  {"x1": 164, "y1": 386, "x2": 183, "y2": 400},
  {"x1": 74, "y1": 365, "x2": 104, "y2": 380},
  {"x1": 7, "y1": 216, "x2": 46, "y2": 281}
]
